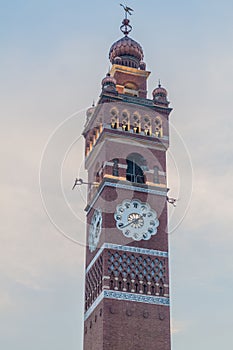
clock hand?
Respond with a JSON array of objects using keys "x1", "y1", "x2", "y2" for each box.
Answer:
[{"x1": 121, "y1": 215, "x2": 143, "y2": 229}]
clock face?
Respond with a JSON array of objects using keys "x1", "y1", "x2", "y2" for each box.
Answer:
[
  {"x1": 89, "y1": 209, "x2": 102, "y2": 252},
  {"x1": 114, "y1": 199, "x2": 159, "y2": 241}
]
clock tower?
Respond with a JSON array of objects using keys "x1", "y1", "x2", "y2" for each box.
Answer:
[{"x1": 83, "y1": 13, "x2": 172, "y2": 350}]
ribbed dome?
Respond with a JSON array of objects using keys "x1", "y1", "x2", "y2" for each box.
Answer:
[
  {"x1": 101, "y1": 73, "x2": 116, "y2": 87},
  {"x1": 109, "y1": 36, "x2": 144, "y2": 69},
  {"x1": 152, "y1": 83, "x2": 169, "y2": 106},
  {"x1": 101, "y1": 73, "x2": 117, "y2": 95},
  {"x1": 152, "y1": 86, "x2": 168, "y2": 97}
]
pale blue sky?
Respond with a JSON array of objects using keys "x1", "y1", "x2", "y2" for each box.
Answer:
[{"x1": 1, "y1": 0, "x2": 233, "y2": 349}]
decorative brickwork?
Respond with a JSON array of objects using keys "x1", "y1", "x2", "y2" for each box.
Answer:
[
  {"x1": 84, "y1": 246, "x2": 169, "y2": 318},
  {"x1": 86, "y1": 243, "x2": 168, "y2": 274},
  {"x1": 85, "y1": 255, "x2": 103, "y2": 312},
  {"x1": 106, "y1": 250, "x2": 167, "y2": 297}
]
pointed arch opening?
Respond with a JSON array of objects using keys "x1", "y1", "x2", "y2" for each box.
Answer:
[
  {"x1": 126, "y1": 153, "x2": 146, "y2": 184},
  {"x1": 121, "y1": 110, "x2": 130, "y2": 131},
  {"x1": 155, "y1": 116, "x2": 163, "y2": 137},
  {"x1": 110, "y1": 108, "x2": 119, "y2": 129},
  {"x1": 132, "y1": 112, "x2": 141, "y2": 133}
]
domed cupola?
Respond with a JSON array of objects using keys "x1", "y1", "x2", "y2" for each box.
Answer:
[
  {"x1": 107, "y1": 8, "x2": 150, "y2": 99},
  {"x1": 101, "y1": 73, "x2": 117, "y2": 93},
  {"x1": 109, "y1": 18, "x2": 146, "y2": 70},
  {"x1": 152, "y1": 82, "x2": 169, "y2": 107}
]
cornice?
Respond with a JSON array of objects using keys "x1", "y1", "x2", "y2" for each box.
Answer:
[{"x1": 85, "y1": 177, "x2": 167, "y2": 214}]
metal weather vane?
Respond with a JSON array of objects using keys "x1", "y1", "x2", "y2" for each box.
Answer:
[
  {"x1": 120, "y1": 4, "x2": 133, "y2": 35},
  {"x1": 120, "y1": 4, "x2": 134, "y2": 18}
]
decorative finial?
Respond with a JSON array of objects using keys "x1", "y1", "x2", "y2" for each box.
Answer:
[
  {"x1": 92, "y1": 100, "x2": 95, "y2": 107},
  {"x1": 120, "y1": 4, "x2": 133, "y2": 35},
  {"x1": 158, "y1": 79, "x2": 161, "y2": 88},
  {"x1": 120, "y1": 4, "x2": 134, "y2": 18}
]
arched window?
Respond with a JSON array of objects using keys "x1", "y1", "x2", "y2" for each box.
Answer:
[
  {"x1": 126, "y1": 153, "x2": 146, "y2": 184},
  {"x1": 132, "y1": 113, "x2": 141, "y2": 133},
  {"x1": 121, "y1": 110, "x2": 130, "y2": 131},
  {"x1": 110, "y1": 108, "x2": 119, "y2": 129},
  {"x1": 143, "y1": 116, "x2": 151, "y2": 136},
  {"x1": 155, "y1": 116, "x2": 163, "y2": 137}
]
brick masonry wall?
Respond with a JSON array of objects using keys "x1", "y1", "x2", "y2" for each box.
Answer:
[
  {"x1": 84, "y1": 302, "x2": 104, "y2": 350},
  {"x1": 84, "y1": 299, "x2": 171, "y2": 350},
  {"x1": 86, "y1": 185, "x2": 169, "y2": 268}
]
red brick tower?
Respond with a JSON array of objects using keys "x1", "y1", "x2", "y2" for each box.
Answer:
[{"x1": 83, "y1": 13, "x2": 172, "y2": 350}]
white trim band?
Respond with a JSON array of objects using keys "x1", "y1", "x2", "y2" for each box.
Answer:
[
  {"x1": 86, "y1": 243, "x2": 168, "y2": 274},
  {"x1": 86, "y1": 181, "x2": 167, "y2": 215},
  {"x1": 84, "y1": 290, "x2": 169, "y2": 320}
]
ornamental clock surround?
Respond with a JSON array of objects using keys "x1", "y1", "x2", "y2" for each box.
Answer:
[
  {"x1": 88, "y1": 208, "x2": 102, "y2": 252},
  {"x1": 114, "y1": 199, "x2": 159, "y2": 241}
]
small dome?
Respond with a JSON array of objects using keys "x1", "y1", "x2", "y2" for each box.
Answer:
[
  {"x1": 101, "y1": 73, "x2": 117, "y2": 94},
  {"x1": 152, "y1": 86, "x2": 168, "y2": 97},
  {"x1": 152, "y1": 83, "x2": 169, "y2": 106},
  {"x1": 101, "y1": 73, "x2": 116, "y2": 87},
  {"x1": 109, "y1": 36, "x2": 144, "y2": 69}
]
